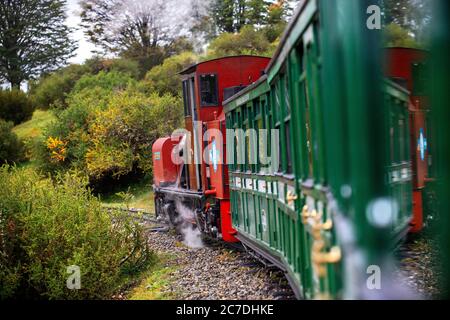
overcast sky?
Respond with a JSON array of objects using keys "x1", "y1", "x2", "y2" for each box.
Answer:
[{"x1": 66, "y1": 0, "x2": 96, "y2": 64}]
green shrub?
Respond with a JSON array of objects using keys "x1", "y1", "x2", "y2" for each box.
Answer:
[
  {"x1": 0, "y1": 119, "x2": 24, "y2": 164},
  {"x1": 72, "y1": 71, "x2": 135, "y2": 95},
  {"x1": 85, "y1": 57, "x2": 141, "y2": 79},
  {"x1": 0, "y1": 166, "x2": 153, "y2": 299},
  {"x1": 29, "y1": 64, "x2": 90, "y2": 110},
  {"x1": 205, "y1": 25, "x2": 273, "y2": 59},
  {"x1": 144, "y1": 52, "x2": 198, "y2": 96},
  {"x1": 0, "y1": 89, "x2": 34, "y2": 125},
  {"x1": 104, "y1": 59, "x2": 141, "y2": 80},
  {"x1": 384, "y1": 23, "x2": 422, "y2": 48}
]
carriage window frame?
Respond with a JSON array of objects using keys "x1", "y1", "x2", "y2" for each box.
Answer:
[
  {"x1": 255, "y1": 97, "x2": 266, "y2": 173},
  {"x1": 199, "y1": 73, "x2": 219, "y2": 107},
  {"x1": 281, "y1": 71, "x2": 293, "y2": 175},
  {"x1": 235, "y1": 109, "x2": 243, "y2": 172},
  {"x1": 265, "y1": 93, "x2": 273, "y2": 173},
  {"x1": 271, "y1": 81, "x2": 283, "y2": 173},
  {"x1": 243, "y1": 103, "x2": 254, "y2": 173}
]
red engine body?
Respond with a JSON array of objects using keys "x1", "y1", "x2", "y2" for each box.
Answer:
[
  {"x1": 153, "y1": 56, "x2": 271, "y2": 242},
  {"x1": 152, "y1": 137, "x2": 181, "y2": 188},
  {"x1": 385, "y1": 47, "x2": 430, "y2": 233}
]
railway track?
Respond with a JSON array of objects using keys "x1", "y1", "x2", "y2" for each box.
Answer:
[
  {"x1": 105, "y1": 206, "x2": 296, "y2": 300},
  {"x1": 107, "y1": 207, "x2": 439, "y2": 300}
]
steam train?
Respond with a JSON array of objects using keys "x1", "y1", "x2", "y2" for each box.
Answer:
[{"x1": 152, "y1": 0, "x2": 437, "y2": 299}]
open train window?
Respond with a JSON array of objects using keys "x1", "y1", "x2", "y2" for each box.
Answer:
[{"x1": 200, "y1": 74, "x2": 218, "y2": 106}]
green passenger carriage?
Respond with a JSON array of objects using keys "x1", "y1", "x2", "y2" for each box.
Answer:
[{"x1": 224, "y1": 0, "x2": 413, "y2": 299}]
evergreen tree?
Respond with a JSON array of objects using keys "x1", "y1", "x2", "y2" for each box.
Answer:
[
  {"x1": 211, "y1": 0, "x2": 294, "y2": 34},
  {"x1": 0, "y1": 0, "x2": 76, "y2": 88}
]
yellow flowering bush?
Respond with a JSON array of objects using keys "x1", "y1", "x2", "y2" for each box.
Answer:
[{"x1": 46, "y1": 136, "x2": 67, "y2": 162}]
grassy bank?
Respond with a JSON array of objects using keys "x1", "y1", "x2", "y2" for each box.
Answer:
[
  {"x1": 13, "y1": 109, "x2": 55, "y2": 140},
  {"x1": 100, "y1": 177, "x2": 155, "y2": 214}
]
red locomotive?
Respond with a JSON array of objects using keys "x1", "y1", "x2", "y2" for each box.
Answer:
[{"x1": 153, "y1": 56, "x2": 270, "y2": 242}]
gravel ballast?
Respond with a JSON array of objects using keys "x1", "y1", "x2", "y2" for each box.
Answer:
[{"x1": 145, "y1": 229, "x2": 295, "y2": 300}]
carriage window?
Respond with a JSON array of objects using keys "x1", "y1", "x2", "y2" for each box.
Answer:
[
  {"x1": 254, "y1": 99, "x2": 261, "y2": 115},
  {"x1": 285, "y1": 122, "x2": 293, "y2": 174},
  {"x1": 283, "y1": 75, "x2": 291, "y2": 115},
  {"x1": 304, "y1": 79, "x2": 314, "y2": 177},
  {"x1": 283, "y1": 75, "x2": 293, "y2": 174},
  {"x1": 274, "y1": 82, "x2": 281, "y2": 122},
  {"x1": 412, "y1": 63, "x2": 427, "y2": 96},
  {"x1": 200, "y1": 74, "x2": 218, "y2": 106}
]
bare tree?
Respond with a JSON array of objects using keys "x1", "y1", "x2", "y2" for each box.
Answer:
[{"x1": 80, "y1": 0, "x2": 194, "y2": 68}]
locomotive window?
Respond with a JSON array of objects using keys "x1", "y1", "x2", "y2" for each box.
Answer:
[
  {"x1": 200, "y1": 74, "x2": 218, "y2": 106},
  {"x1": 182, "y1": 80, "x2": 191, "y2": 116},
  {"x1": 189, "y1": 77, "x2": 197, "y2": 120}
]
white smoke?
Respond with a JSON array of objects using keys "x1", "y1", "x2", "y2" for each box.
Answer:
[
  {"x1": 175, "y1": 201, "x2": 204, "y2": 249},
  {"x1": 181, "y1": 224, "x2": 204, "y2": 249}
]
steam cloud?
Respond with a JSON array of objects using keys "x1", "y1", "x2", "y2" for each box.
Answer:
[{"x1": 175, "y1": 201, "x2": 204, "y2": 249}]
